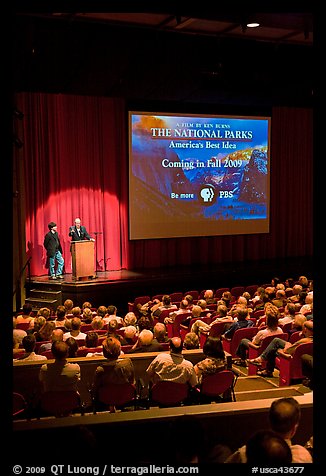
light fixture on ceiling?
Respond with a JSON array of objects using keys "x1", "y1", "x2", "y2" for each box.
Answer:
[{"x1": 246, "y1": 21, "x2": 260, "y2": 28}]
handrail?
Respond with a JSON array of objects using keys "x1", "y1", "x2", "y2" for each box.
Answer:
[{"x1": 13, "y1": 256, "x2": 32, "y2": 297}]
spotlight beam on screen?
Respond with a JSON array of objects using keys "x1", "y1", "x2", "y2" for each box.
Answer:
[{"x1": 128, "y1": 111, "x2": 270, "y2": 240}]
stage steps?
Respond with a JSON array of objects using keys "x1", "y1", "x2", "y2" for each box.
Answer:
[{"x1": 25, "y1": 287, "x2": 62, "y2": 311}]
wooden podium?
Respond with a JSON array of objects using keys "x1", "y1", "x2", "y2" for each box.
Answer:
[{"x1": 71, "y1": 240, "x2": 96, "y2": 280}]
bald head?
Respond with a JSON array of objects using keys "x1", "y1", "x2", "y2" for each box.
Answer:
[
  {"x1": 51, "y1": 328, "x2": 64, "y2": 342},
  {"x1": 170, "y1": 337, "x2": 183, "y2": 353}
]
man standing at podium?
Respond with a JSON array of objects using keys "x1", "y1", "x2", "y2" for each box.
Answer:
[{"x1": 69, "y1": 217, "x2": 95, "y2": 243}]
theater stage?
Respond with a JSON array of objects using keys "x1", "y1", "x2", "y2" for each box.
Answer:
[{"x1": 25, "y1": 255, "x2": 313, "y2": 315}]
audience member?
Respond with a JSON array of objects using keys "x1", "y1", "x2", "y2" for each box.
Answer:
[
  {"x1": 65, "y1": 337, "x2": 79, "y2": 357},
  {"x1": 194, "y1": 336, "x2": 226, "y2": 384},
  {"x1": 222, "y1": 307, "x2": 254, "y2": 340},
  {"x1": 35, "y1": 320, "x2": 56, "y2": 342},
  {"x1": 153, "y1": 322, "x2": 169, "y2": 344},
  {"x1": 245, "y1": 430, "x2": 292, "y2": 464},
  {"x1": 63, "y1": 299, "x2": 74, "y2": 315},
  {"x1": 146, "y1": 337, "x2": 197, "y2": 387},
  {"x1": 38, "y1": 328, "x2": 64, "y2": 353},
  {"x1": 235, "y1": 305, "x2": 282, "y2": 366},
  {"x1": 183, "y1": 332, "x2": 200, "y2": 349},
  {"x1": 151, "y1": 295, "x2": 178, "y2": 319},
  {"x1": 103, "y1": 305, "x2": 124, "y2": 326},
  {"x1": 106, "y1": 319, "x2": 124, "y2": 343},
  {"x1": 13, "y1": 317, "x2": 27, "y2": 345},
  {"x1": 54, "y1": 305, "x2": 67, "y2": 327},
  {"x1": 203, "y1": 289, "x2": 217, "y2": 305},
  {"x1": 120, "y1": 325, "x2": 137, "y2": 345},
  {"x1": 63, "y1": 317, "x2": 87, "y2": 341},
  {"x1": 16, "y1": 303, "x2": 34, "y2": 324},
  {"x1": 81, "y1": 307, "x2": 93, "y2": 324},
  {"x1": 123, "y1": 312, "x2": 137, "y2": 327},
  {"x1": 96, "y1": 305, "x2": 108, "y2": 318},
  {"x1": 278, "y1": 302, "x2": 296, "y2": 326},
  {"x1": 129, "y1": 329, "x2": 164, "y2": 353},
  {"x1": 14, "y1": 334, "x2": 47, "y2": 361},
  {"x1": 225, "y1": 397, "x2": 312, "y2": 463},
  {"x1": 248, "y1": 320, "x2": 313, "y2": 377},
  {"x1": 92, "y1": 337, "x2": 135, "y2": 407},
  {"x1": 164, "y1": 299, "x2": 190, "y2": 325},
  {"x1": 91, "y1": 316, "x2": 104, "y2": 330},
  {"x1": 301, "y1": 353, "x2": 313, "y2": 389},
  {"x1": 39, "y1": 341, "x2": 81, "y2": 391}
]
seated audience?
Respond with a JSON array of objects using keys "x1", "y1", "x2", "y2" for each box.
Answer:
[
  {"x1": 15, "y1": 303, "x2": 34, "y2": 325},
  {"x1": 14, "y1": 334, "x2": 47, "y2": 361},
  {"x1": 221, "y1": 307, "x2": 254, "y2": 340},
  {"x1": 120, "y1": 325, "x2": 137, "y2": 345},
  {"x1": 65, "y1": 336, "x2": 79, "y2": 357},
  {"x1": 103, "y1": 305, "x2": 124, "y2": 326},
  {"x1": 301, "y1": 353, "x2": 313, "y2": 389},
  {"x1": 63, "y1": 299, "x2": 74, "y2": 315},
  {"x1": 248, "y1": 320, "x2": 313, "y2": 377},
  {"x1": 54, "y1": 305, "x2": 67, "y2": 327},
  {"x1": 234, "y1": 305, "x2": 282, "y2": 366},
  {"x1": 183, "y1": 332, "x2": 200, "y2": 350},
  {"x1": 278, "y1": 302, "x2": 296, "y2": 326},
  {"x1": 63, "y1": 317, "x2": 87, "y2": 341},
  {"x1": 153, "y1": 322, "x2": 169, "y2": 344},
  {"x1": 194, "y1": 336, "x2": 226, "y2": 384},
  {"x1": 129, "y1": 329, "x2": 164, "y2": 353},
  {"x1": 106, "y1": 319, "x2": 124, "y2": 343},
  {"x1": 245, "y1": 430, "x2": 292, "y2": 464},
  {"x1": 225, "y1": 397, "x2": 312, "y2": 463},
  {"x1": 34, "y1": 320, "x2": 56, "y2": 342},
  {"x1": 38, "y1": 328, "x2": 64, "y2": 353},
  {"x1": 91, "y1": 316, "x2": 104, "y2": 330},
  {"x1": 91, "y1": 337, "x2": 135, "y2": 408},
  {"x1": 39, "y1": 341, "x2": 81, "y2": 392},
  {"x1": 146, "y1": 337, "x2": 197, "y2": 387}
]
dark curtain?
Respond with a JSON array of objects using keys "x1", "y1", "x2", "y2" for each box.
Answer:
[{"x1": 14, "y1": 92, "x2": 313, "y2": 277}]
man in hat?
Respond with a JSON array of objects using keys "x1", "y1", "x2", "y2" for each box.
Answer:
[{"x1": 43, "y1": 222, "x2": 65, "y2": 280}]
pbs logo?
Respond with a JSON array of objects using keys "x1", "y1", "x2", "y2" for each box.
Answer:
[{"x1": 199, "y1": 185, "x2": 216, "y2": 205}]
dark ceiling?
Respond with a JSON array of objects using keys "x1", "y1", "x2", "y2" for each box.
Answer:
[{"x1": 13, "y1": 11, "x2": 314, "y2": 109}]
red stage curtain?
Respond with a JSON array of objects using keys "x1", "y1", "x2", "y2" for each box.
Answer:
[{"x1": 14, "y1": 93, "x2": 313, "y2": 276}]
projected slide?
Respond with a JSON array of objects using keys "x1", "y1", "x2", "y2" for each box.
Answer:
[{"x1": 129, "y1": 112, "x2": 270, "y2": 240}]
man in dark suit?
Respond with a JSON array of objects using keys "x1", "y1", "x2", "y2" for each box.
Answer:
[
  {"x1": 43, "y1": 222, "x2": 65, "y2": 280},
  {"x1": 68, "y1": 217, "x2": 94, "y2": 242}
]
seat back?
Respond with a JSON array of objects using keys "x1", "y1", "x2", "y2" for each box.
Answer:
[
  {"x1": 214, "y1": 288, "x2": 230, "y2": 299},
  {"x1": 97, "y1": 383, "x2": 137, "y2": 407},
  {"x1": 155, "y1": 308, "x2": 176, "y2": 324},
  {"x1": 222, "y1": 326, "x2": 258, "y2": 357},
  {"x1": 39, "y1": 390, "x2": 82, "y2": 417},
  {"x1": 230, "y1": 286, "x2": 245, "y2": 298},
  {"x1": 77, "y1": 346, "x2": 103, "y2": 357},
  {"x1": 15, "y1": 322, "x2": 31, "y2": 331},
  {"x1": 40, "y1": 350, "x2": 54, "y2": 359},
  {"x1": 200, "y1": 370, "x2": 236, "y2": 401},
  {"x1": 130, "y1": 296, "x2": 151, "y2": 317},
  {"x1": 184, "y1": 290, "x2": 199, "y2": 301},
  {"x1": 279, "y1": 322, "x2": 293, "y2": 335},
  {"x1": 248, "y1": 332, "x2": 288, "y2": 375},
  {"x1": 289, "y1": 331, "x2": 302, "y2": 344},
  {"x1": 13, "y1": 392, "x2": 27, "y2": 418},
  {"x1": 171, "y1": 312, "x2": 192, "y2": 338},
  {"x1": 245, "y1": 284, "x2": 259, "y2": 297},
  {"x1": 34, "y1": 340, "x2": 52, "y2": 353},
  {"x1": 209, "y1": 321, "x2": 226, "y2": 338},
  {"x1": 277, "y1": 342, "x2": 313, "y2": 386},
  {"x1": 150, "y1": 381, "x2": 189, "y2": 407},
  {"x1": 169, "y1": 292, "x2": 183, "y2": 304}
]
